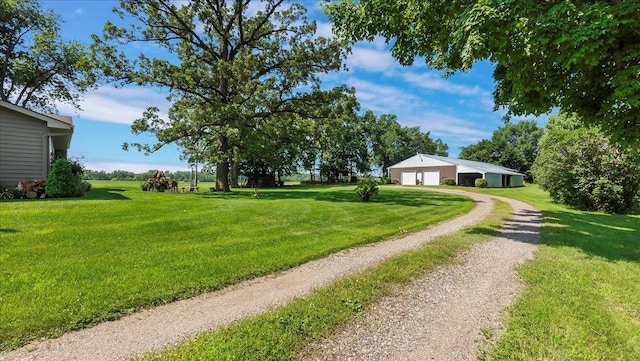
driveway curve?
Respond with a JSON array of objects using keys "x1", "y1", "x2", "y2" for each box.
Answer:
[
  {"x1": 302, "y1": 192, "x2": 541, "y2": 360},
  {"x1": 1, "y1": 189, "x2": 539, "y2": 361}
]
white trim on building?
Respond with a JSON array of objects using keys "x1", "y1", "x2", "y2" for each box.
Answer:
[{"x1": 388, "y1": 154, "x2": 524, "y2": 188}]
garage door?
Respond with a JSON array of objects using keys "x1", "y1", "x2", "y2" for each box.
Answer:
[
  {"x1": 401, "y1": 171, "x2": 416, "y2": 185},
  {"x1": 422, "y1": 170, "x2": 440, "y2": 185}
]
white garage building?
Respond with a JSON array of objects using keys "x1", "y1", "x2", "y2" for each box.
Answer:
[{"x1": 388, "y1": 154, "x2": 525, "y2": 188}]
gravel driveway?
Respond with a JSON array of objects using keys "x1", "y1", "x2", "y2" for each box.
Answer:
[
  {"x1": 301, "y1": 195, "x2": 540, "y2": 360},
  {"x1": 1, "y1": 189, "x2": 539, "y2": 361}
]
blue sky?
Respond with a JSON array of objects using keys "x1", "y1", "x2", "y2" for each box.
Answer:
[{"x1": 42, "y1": 0, "x2": 548, "y2": 173}]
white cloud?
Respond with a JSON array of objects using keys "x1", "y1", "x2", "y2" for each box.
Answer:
[
  {"x1": 345, "y1": 44, "x2": 397, "y2": 73},
  {"x1": 402, "y1": 71, "x2": 488, "y2": 97},
  {"x1": 346, "y1": 77, "x2": 424, "y2": 115},
  {"x1": 396, "y1": 110, "x2": 495, "y2": 157},
  {"x1": 315, "y1": 21, "x2": 334, "y2": 38},
  {"x1": 57, "y1": 86, "x2": 170, "y2": 125},
  {"x1": 419, "y1": 112, "x2": 492, "y2": 141},
  {"x1": 343, "y1": 76, "x2": 494, "y2": 153}
]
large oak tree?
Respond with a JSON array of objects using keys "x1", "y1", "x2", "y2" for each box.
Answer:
[
  {"x1": 95, "y1": 0, "x2": 349, "y2": 191},
  {"x1": 323, "y1": 0, "x2": 640, "y2": 146}
]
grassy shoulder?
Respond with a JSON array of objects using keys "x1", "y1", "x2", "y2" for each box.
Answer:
[
  {"x1": 136, "y1": 199, "x2": 512, "y2": 361},
  {"x1": 0, "y1": 182, "x2": 473, "y2": 352},
  {"x1": 444, "y1": 185, "x2": 640, "y2": 360}
]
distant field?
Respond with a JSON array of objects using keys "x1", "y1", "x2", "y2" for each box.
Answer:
[{"x1": 0, "y1": 181, "x2": 474, "y2": 352}]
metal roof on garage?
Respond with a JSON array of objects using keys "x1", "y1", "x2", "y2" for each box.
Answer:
[{"x1": 388, "y1": 154, "x2": 524, "y2": 176}]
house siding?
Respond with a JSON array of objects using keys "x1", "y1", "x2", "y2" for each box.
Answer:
[{"x1": 0, "y1": 107, "x2": 48, "y2": 186}]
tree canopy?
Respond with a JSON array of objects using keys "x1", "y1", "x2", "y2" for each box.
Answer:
[
  {"x1": 459, "y1": 120, "x2": 543, "y2": 181},
  {"x1": 364, "y1": 111, "x2": 448, "y2": 176},
  {"x1": 95, "y1": 0, "x2": 351, "y2": 191},
  {"x1": 323, "y1": 0, "x2": 640, "y2": 146},
  {"x1": 0, "y1": 0, "x2": 96, "y2": 112}
]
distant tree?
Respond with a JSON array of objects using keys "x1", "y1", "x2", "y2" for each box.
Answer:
[
  {"x1": 459, "y1": 120, "x2": 543, "y2": 181},
  {"x1": 109, "y1": 170, "x2": 137, "y2": 181},
  {"x1": 458, "y1": 139, "x2": 495, "y2": 165},
  {"x1": 236, "y1": 86, "x2": 360, "y2": 185},
  {"x1": 0, "y1": 0, "x2": 97, "y2": 112},
  {"x1": 96, "y1": 0, "x2": 347, "y2": 192},
  {"x1": 532, "y1": 113, "x2": 640, "y2": 213},
  {"x1": 83, "y1": 170, "x2": 110, "y2": 181},
  {"x1": 365, "y1": 111, "x2": 448, "y2": 176},
  {"x1": 323, "y1": 0, "x2": 640, "y2": 146},
  {"x1": 311, "y1": 90, "x2": 366, "y2": 182}
]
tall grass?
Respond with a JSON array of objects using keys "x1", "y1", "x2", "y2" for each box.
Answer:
[{"x1": 0, "y1": 182, "x2": 473, "y2": 352}]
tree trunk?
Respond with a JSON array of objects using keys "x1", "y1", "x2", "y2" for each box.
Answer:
[
  {"x1": 216, "y1": 135, "x2": 231, "y2": 192},
  {"x1": 230, "y1": 156, "x2": 239, "y2": 188},
  {"x1": 216, "y1": 159, "x2": 231, "y2": 192}
]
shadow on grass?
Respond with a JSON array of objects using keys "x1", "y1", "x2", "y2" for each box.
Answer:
[
  {"x1": 542, "y1": 210, "x2": 640, "y2": 263},
  {"x1": 84, "y1": 188, "x2": 131, "y2": 201},
  {"x1": 0, "y1": 227, "x2": 19, "y2": 233},
  {"x1": 198, "y1": 185, "x2": 471, "y2": 207}
]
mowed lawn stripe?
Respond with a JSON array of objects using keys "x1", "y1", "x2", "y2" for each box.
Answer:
[{"x1": 0, "y1": 182, "x2": 474, "y2": 352}]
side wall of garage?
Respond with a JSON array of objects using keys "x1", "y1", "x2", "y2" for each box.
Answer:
[{"x1": 485, "y1": 173, "x2": 502, "y2": 188}]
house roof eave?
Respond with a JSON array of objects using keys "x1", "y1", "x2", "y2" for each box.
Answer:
[{"x1": 0, "y1": 100, "x2": 74, "y2": 131}]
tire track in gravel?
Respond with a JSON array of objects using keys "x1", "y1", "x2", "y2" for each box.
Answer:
[
  {"x1": 1, "y1": 189, "x2": 517, "y2": 361},
  {"x1": 302, "y1": 195, "x2": 541, "y2": 361}
]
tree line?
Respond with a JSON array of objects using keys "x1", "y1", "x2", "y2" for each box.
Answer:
[
  {"x1": 82, "y1": 110, "x2": 447, "y2": 184},
  {"x1": 82, "y1": 170, "x2": 217, "y2": 183}
]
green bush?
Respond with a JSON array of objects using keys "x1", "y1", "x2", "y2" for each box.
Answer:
[
  {"x1": 532, "y1": 113, "x2": 640, "y2": 213},
  {"x1": 442, "y1": 178, "x2": 456, "y2": 186},
  {"x1": 46, "y1": 159, "x2": 77, "y2": 197},
  {"x1": 475, "y1": 178, "x2": 488, "y2": 188},
  {"x1": 355, "y1": 178, "x2": 379, "y2": 202}
]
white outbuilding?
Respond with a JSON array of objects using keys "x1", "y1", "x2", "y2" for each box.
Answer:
[{"x1": 388, "y1": 154, "x2": 524, "y2": 187}]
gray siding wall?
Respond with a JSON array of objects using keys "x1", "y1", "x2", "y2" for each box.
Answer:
[
  {"x1": 0, "y1": 107, "x2": 48, "y2": 186},
  {"x1": 485, "y1": 173, "x2": 502, "y2": 188},
  {"x1": 510, "y1": 175, "x2": 524, "y2": 187}
]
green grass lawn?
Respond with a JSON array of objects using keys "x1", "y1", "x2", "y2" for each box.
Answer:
[
  {"x1": 448, "y1": 185, "x2": 640, "y2": 360},
  {"x1": 139, "y1": 185, "x2": 640, "y2": 361},
  {"x1": 0, "y1": 181, "x2": 474, "y2": 352}
]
